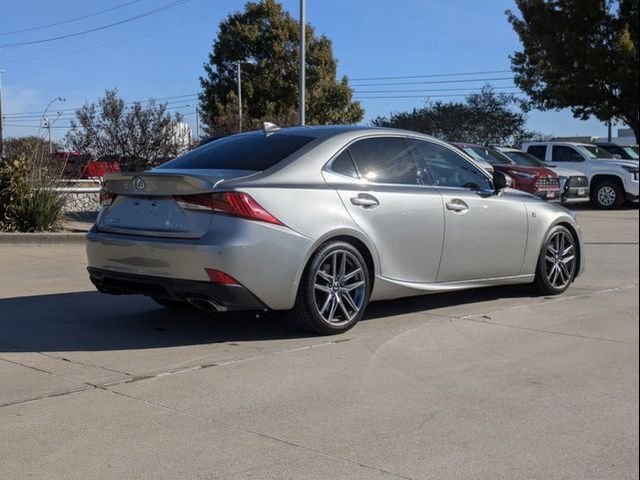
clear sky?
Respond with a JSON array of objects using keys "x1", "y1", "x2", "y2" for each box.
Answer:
[{"x1": 0, "y1": 0, "x2": 619, "y2": 142}]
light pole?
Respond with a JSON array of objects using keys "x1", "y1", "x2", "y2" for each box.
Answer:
[
  {"x1": 299, "y1": 0, "x2": 306, "y2": 125},
  {"x1": 0, "y1": 69, "x2": 5, "y2": 158},
  {"x1": 237, "y1": 61, "x2": 243, "y2": 133}
]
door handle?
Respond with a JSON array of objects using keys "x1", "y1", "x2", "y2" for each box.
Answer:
[
  {"x1": 446, "y1": 199, "x2": 468, "y2": 212},
  {"x1": 350, "y1": 194, "x2": 379, "y2": 208}
]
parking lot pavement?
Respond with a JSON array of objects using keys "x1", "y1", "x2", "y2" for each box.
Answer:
[{"x1": 1, "y1": 208, "x2": 638, "y2": 480}]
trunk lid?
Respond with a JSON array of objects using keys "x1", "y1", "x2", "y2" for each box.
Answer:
[{"x1": 97, "y1": 169, "x2": 256, "y2": 238}]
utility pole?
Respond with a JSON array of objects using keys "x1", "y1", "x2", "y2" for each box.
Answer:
[
  {"x1": 607, "y1": 119, "x2": 612, "y2": 142},
  {"x1": 299, "y1": 0, "x2": 306, "y2": 125},
  {"x1": 0, "y1": 69, "x2": 5, "y2": 159},
  {"x1": 43, "y1": 118, "x2": 52, "y2": 154},
  {"x1": 237, "y1": 61, "x2": 243, "y2": 133}
]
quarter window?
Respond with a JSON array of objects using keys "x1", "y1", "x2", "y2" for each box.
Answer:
[
  {"x1": 552, "y1": 146, "x2": 584, "y2": 162},
  {"x1": 409, "y1": 140, "x2": 492, "y2": 190},
  {"x1": 330, "y1": 150, "x2": 358, "y2": 178},
  {"x1": 347, "y1": 137, "x2": 421, "y2": 185}
]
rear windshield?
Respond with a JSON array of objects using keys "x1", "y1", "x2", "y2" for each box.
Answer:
[
  {"x1": 503, "y1": 150, "x2": 544, "y2": 167},
  {"x1": 463, "y1": 146, "x2": 513, "y2": 165},
  {"x1": 159, "y1": 132, "x2": 314, "y2": 170}
]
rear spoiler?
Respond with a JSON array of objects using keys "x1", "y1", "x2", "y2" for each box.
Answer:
[{"x1": 102, "y1": 172, "x2": 217, "y2": 196}]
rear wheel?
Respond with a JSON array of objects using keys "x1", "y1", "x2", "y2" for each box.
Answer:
[
  {"x1": 290, "y1": 241, "x2": 371, "y2": 335},
  {"x1": 534, "y1": 225, "x2": 577, "y2": 295},
  {"x1": 151, "y1": 297, "x2": 192, "y2": 309},
  {"x1": 591, "y1": 179, "x2": 624, "y2": 209}
]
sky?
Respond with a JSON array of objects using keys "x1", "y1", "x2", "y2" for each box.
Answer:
[{"x1": 0, "y1": 0, "x2": 621, "y2": 142}]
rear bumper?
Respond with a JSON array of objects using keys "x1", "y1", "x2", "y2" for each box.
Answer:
[{"x1": 88, "y1": 267, "x2": 266, "y2": 311}]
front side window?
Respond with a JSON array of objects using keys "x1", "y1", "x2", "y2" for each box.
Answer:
[
  {"x1": 410, "y1": 140, "x2": 492, "y2": 190},
  {"x1": 552, "y1": 146, "x2": 584, "y2": 162},
  {"x1": 347, "y1": 137, "x2": 421, "y2": 185},
  {"x1": 159, "y1": 132, "x2": 314, "y2": 171},
  {"x1": 527, "y1": 145, "x2": 547, "y2": 160}
]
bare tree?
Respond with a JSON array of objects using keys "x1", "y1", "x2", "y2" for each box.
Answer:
[{"x1": 65, "y1": 89, "x2": 188, "y2": 171}]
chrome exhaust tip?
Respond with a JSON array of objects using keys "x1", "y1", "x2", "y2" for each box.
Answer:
[{"x1": 186, "y1": 297, "x2": 228, "y2": 312}]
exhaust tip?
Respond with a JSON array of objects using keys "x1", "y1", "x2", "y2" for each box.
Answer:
[{"x1": 186, "y1": 297, "x2": 228, "y2": 312}]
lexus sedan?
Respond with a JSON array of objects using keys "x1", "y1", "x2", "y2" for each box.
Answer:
[{"x1": 87, "y1": 126, "x2": 584, "y2": 334}]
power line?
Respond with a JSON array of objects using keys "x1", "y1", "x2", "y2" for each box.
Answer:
[
  {"x1": 0, "y1": 0, "x2": 144, "y2": 36},
  {"x1": 353, "y1": 86, "x2": 519, "y2": 94},
  {"x1": 350, "y1": 69, "x2": 511, "y2": 81},
  {"x1": 0, "y1": 0, "x2": 192, "y2": 48},
  {"x1": 351, "y1": 76, "x2": 515, "y2": 88},
  {"x1": 0, "y1": 11, "x2": 216, "y2": 64},
  {"x1": 354, "y1": 93, "x2": 527, "y2": 99}
]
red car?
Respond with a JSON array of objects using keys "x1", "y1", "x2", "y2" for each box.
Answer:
[{"x1": 454, "y1": 143, "x2": 561, "y2": 201}]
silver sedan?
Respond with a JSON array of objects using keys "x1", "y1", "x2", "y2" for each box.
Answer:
[{"x1": 87, "y1": 126, "x2": 584, "y2": 334}]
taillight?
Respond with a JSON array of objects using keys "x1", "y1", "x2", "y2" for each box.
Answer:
[
  {"x1": 99, "y1": 190, "x2": 115, "y2": 207},
  {"x1": 175, "y1": 192, "x2": 283, "y2": 225},
  {"x1": 205, "y1": 268, "x2": 238, "y2": 285}
]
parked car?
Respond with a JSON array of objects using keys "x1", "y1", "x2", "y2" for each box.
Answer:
[
  {"x1": 88, "y1": 126, "x2": 584, "y2": 334},
  {"x1": 593, "y1": 142, "x2": 639, "y2": 161},
  {"x1": 496, "y1": 147, "x2": 589, "y2": 204},
  {"x1": 453, "y1": 143, "x2": 561, "y2": 201},
  {"x1": 523, "y1": 141, "x2": 640, "y2": 209}
]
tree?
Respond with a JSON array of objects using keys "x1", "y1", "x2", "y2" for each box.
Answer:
[
  {"x1": 199, "y1": 0, "x2": 363, "y2": 135},
  {"x1": 372, "y1": 87, "x2": 540, "y2": 145},
  {"x1": 507, "y1": 0, "x2": 639, "y2": 140},
  {"x1": 65, "y1": 89, "x2": 188, "y2": 171},
  {"x1": 2, "y1": 136, "x2": 60, "y2": 163}
]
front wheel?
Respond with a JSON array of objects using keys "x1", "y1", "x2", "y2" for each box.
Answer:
[
  {"x1": 534, "y1": 225, "x2": 578, "y2": 295},
  {"x1": 591, "y1": 180, "x2": 624, "y2": 209},
  {"x1": 289, "y1": 241, "x2": 371, "y2": 335}
]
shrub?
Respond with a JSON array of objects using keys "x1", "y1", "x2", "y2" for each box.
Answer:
[{"x1": 0, "y1": 155, "x2": 65, "y2": 232}]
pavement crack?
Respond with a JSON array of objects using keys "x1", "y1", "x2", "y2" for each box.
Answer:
[
  {"x1": 106, "y1": 388, "x2": 414, "y2": 480},
  {"x1": 0, "y1": 386, "x2": 95, "y2": 408}
]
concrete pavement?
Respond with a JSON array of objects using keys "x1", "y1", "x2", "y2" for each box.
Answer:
[{"x1": 0, "y1": 208, "x2": 638, "y2": 479}]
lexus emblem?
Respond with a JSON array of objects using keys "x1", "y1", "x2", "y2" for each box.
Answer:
[{"x1": 133, "y1": 177, "x2": 145, "y2": 191}]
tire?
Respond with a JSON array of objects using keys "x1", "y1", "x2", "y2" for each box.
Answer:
[
  {"x1": 591, "y1": 179, "x2": 624, "y2": 209},
  {"x1": 289, "y1": 241, "x2": 371, "y2": 335},
  {"x1": 534, "y1": 225, "x2": 578, "y2": 295},
  {"x1": 151, "y1": 296, "x2": 192, "y2": 309}
]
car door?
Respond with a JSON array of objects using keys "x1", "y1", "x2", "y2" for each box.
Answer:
[
  {"x1": 326, "y1": 136, "x2": 445, "y2": 283},
  {"x1": 409, "y1": 139, "x2": 528, "y2": 282}
]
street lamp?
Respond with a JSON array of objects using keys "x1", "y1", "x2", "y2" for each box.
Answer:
[{"x1": 299, "y1": 0, "x2": 306, "y2": 126}]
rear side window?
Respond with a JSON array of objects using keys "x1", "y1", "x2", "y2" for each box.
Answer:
[
  {"x1": 159, "y1": 133, "x2": 314, "y2": 171},
  {"x1": 527, "y1": 145, "x2": 547, "y2": 160},
  {"x1": 330, "y1": 150, "x2": 358, "y2": 178},
  {"x1": 552, "y1": 146, "x2": 584, "y2": 162},
  {"x1": 347, "y1": 137, "x2": 420, "y2": 185},
  {"x1": 410, "y1": 140, "x2": 492, "y2": 190}
]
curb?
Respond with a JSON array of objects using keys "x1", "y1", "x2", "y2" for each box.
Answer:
[{"x1": 0, "y1": 232, "x2": 87, "y2": 244}]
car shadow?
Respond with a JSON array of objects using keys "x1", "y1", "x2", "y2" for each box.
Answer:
[{"x1": 0, "y1": 283, "x2": 541, "y2": 353}]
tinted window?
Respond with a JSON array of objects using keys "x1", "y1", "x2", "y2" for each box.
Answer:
[
  {"x1": 503, "y1": 150, "x2": 544, "y2": 167},
  {"x1": 552, "y1": 146, "x2": 584, "y2": 162},
  {"x1": 330, "y1": 150, "x2": 358, "y2": 178},
  {"x1": 462, "y1": 146, "x2": 513, "y2": 165},
  {"x1": 410, "y1": 140, "x2": 492, "y2": 190},
  {"x1": 527, "y1": 145, "x2": 547, "y2": 160},
  {"x1": 159, "y1": 132, "x2": 314, "y2": 170},
  {"x1": 347, "y1": 137, "x2": 420, "y2": 185}
]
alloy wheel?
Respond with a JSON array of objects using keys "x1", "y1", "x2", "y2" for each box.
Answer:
[
  {"x1": 544, "y1": 230, "x2": 576, "y2": 289},
  {"x1": 597, "y1": 185, "x2": 617, "y2": 207},
  {"x1": 313, "y1": 249, "x2": 366, "y2": 326}
]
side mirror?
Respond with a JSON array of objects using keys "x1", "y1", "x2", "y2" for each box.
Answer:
[
  {"x1": 612, "y1": 154, "x2": 622, "y2": 159},
  {"x1": 493, "y1": 171, "x2": 512, "y2": 194}
]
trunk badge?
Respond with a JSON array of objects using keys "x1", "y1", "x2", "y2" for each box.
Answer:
[{"x1": 133, "y1": 177, "x2": 145, "y2": 191}]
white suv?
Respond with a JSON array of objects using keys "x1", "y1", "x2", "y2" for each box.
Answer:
[{"x1": 522, "y1": 142, "x2": 639, "y2": 209}]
